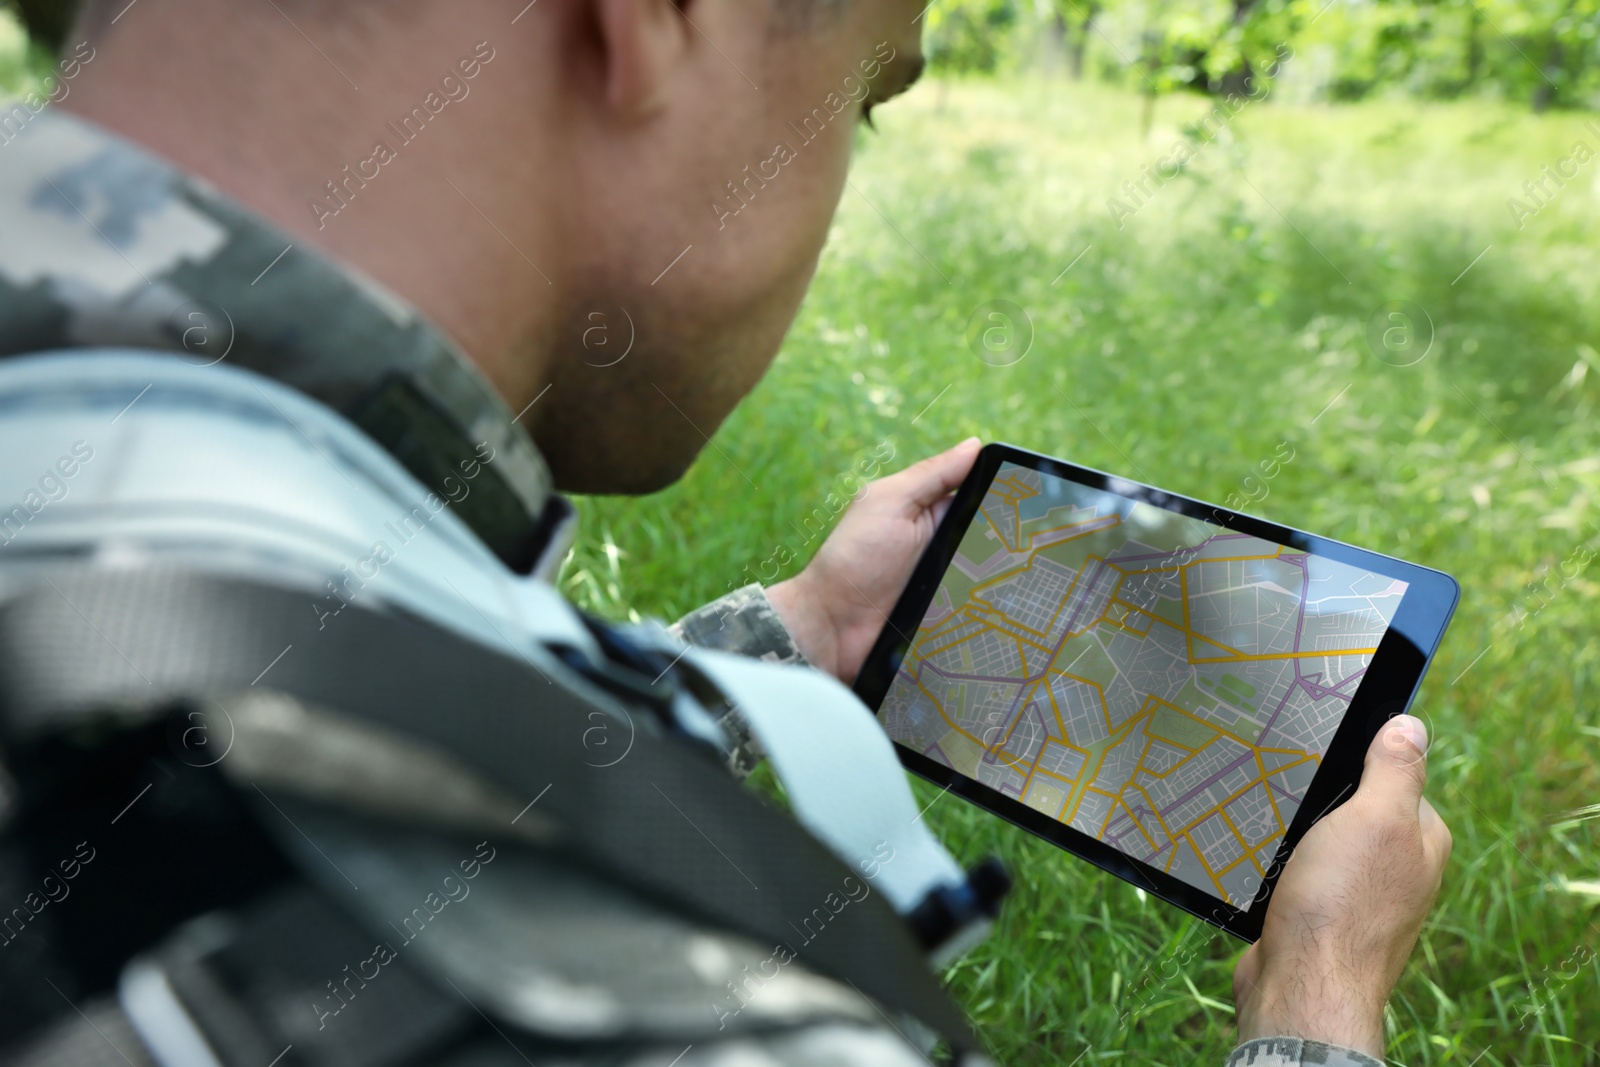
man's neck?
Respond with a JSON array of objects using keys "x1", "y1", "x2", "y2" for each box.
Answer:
[{"x1": 59, "y1": 2, "x2": 561, "y2": 417}]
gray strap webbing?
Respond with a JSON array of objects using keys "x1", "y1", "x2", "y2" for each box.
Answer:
[
  {"x1": 0, "y1": 568, "x2": 982, "y2": 1060},
  {"x1": 686, "y1": 648, "x2": 966, "y2": 914}
]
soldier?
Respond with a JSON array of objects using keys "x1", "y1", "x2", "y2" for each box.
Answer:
[{"x1": 0, "y1": 2, "x2": 1450, "y2": 1066}]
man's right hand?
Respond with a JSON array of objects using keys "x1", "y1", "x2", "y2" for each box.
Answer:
[{"x1": 1232, "y1": 714, "x2": 1452, "y2": 1060}]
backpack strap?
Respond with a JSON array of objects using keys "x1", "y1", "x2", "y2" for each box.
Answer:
[{"x1": 0, "y1": 566, "x2": 986, "y2": 1061}]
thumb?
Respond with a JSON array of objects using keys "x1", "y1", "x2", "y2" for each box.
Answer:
[
  {"x1": 1357, "y1": 713, "x2": 1429, "y2": 818},
  {"x1": 890, "y1": 437, "x2": 983, "y2": 512}
]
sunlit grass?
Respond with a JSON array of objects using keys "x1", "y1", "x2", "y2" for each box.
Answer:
[
  {"x1": 3, "y1": 0, "x2": 1591, "y2": 1055},
  {"x1": 566, "y1": 75, "x2": 1599, "y2": 1065}
]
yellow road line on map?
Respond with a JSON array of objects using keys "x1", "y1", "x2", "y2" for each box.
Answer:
[
  {"x1": 959, "y1": 603, "x2": 1056, "y2": 652},
  {"x1": 915, "y1": 675, "x2": 1004, "y2": 758},
  {"x1": 919, "y1": 623, "x2": 999, "y2": 661},
  {"x1": 1129, "y1": 780, "x2": 1176, "y2": 840},
  {"x1": 1255, "y1": 752, "x2": 1285, "y2": 831},
  {"x1": 1219, "y1": 807, "x2": 1254, "y2": 854},
  {"x1": 1191, "y1": 648, "x2": 1379, "y2": 663},
  {"x1": 1216, "y1": 849, "x2": 1259, "y2": 877},
  {"x1": 1168, "y1": 772, "x2": 1275, "y2": 838},
  {"x1": 1190, "y1": 837, "x2": 1230, "y2": 899},
  {"x1": 1046, "y1": 684, "x2": 1069, "y2": 740},
  {"x1": 1045, "y1": 669, "x2": 1111, "y2": 735},
  {"x1": 1168, "y1": 703, "x2": 1255, "y2": 750},
  {"x1": 1119, "y1": 796, "x2": 1159, "y2": 853},
  {"x1": 1033, "y1": 764, "x2": 1080, "y2": 788},
  {"x1": 1181, "y1": 550, "x2": 1285, "y2": 565}
]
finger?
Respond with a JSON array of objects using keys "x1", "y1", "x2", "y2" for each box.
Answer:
[
  {"x1": 886, "y1": 437, "x2": 982, "y2": 512},
  {"x1": 1357, "y1": 713, "x2": 1429, "y2": 819}
]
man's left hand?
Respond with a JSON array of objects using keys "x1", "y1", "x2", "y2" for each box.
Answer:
[{"x1": 767, "y1": 437, "x2": 982, "y2": 683}]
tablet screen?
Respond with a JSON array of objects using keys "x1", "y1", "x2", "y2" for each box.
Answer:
[{"x1": 879, "y1": 462, "x2": 1410, "y2": 907}]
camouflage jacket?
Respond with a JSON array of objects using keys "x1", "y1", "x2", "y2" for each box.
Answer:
[{"x1": 0, "y1": 107, "x2": 1382, "y2": 1067}]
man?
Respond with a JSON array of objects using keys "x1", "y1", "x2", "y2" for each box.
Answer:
[{"x1": 0, "y1": 1, "x2": 1450, "y2": 1065}]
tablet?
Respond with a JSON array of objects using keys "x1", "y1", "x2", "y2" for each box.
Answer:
[{"x1": 853, "y1": 443, "x2": 1459, "y2": 940}]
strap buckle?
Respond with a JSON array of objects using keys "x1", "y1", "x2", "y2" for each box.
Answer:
[
  {"x1": 909, "y1": 856, "x2": 1012, "y2": 965},
  {"x1": 551, "y1": 615, "x2": 729, "y2": 760}
]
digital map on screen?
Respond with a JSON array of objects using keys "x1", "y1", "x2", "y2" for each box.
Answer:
[{"x1": 880, "y1": 463, "x2": 1408, "y2": 906}]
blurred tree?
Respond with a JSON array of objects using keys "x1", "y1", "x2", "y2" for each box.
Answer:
[
  {"x1": 918, "y1": 0, "x2": 1600, "y2": 110},
  {"x1": 1045, "y1": 0, "x2": 1105, "y2": 80},
  {"x1": 925, "y1": 0, "x2": 1022, "y2": 74}
]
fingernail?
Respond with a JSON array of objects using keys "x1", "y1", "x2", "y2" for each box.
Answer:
[{"x1": 1387, "y1": 714, "x2": 1427, "y2": 752}]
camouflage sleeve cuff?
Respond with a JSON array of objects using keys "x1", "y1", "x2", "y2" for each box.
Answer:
[
  {"x1": 668, "y1": 583, "x2": 809, "y2": 666},
  {"x1": 1225, "y1": 1037, "x2": 1385, "y2": 1067},
  {"x1": 670, "y1": 584, "x2": 808, "y2": 779}
]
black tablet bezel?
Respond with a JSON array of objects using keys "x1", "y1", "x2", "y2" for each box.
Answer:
[{"x1": 852, "y1": 442, "x2": 1460, "y2": 941}]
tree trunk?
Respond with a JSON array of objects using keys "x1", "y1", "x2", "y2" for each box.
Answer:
[
  {"x1": 1216, "y1": 0, "x2": 1259, "y2": 97},
  {"x1": 1043, "y1": 10, "x2": 1069, "y2": 76},
  {"x1": 1140, "y1": 29, "x2": 1161, "y2": 139},
  {"x1": 1069, "y1": 1, "x2": 1100, "y2": 81},
  {"x1": 1532, "y1": 0, "x2": 1577, "y2": 111},
  {"x1": 1218, "y1": 59, "x2": 1256, "y2": 99},
  {"x1": 1465, "y1": 4, "x2": 1482, "y2": 88}
]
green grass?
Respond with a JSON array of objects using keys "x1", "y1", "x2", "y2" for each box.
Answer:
[
  {"x1": 565, "y1": 77, "x2": 1600, "y2": 1066},
  {"x1": 2, "y1": 3, "x2": 1591, "y2": 1056}
]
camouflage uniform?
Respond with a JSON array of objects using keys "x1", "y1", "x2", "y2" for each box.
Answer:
[{"x1": 0, "y1": 108, "x2": 1382, "y2": 1067}]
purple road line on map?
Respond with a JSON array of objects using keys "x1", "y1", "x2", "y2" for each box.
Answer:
[
  {"x1": 1056, "y1": 560, "x2": 1110, "y2": 638},
  {"x1": 984, "y1": 698, "x2": 1039, "y2": 767},
  {"x1": 916, "y1": 547, "x2": 1127, "y2": 771},
  {"x1": 1256, "y1": 553, "x2": 1310, "y2": 745},
  {"x1": 1300, "y1": 677, "x2": 1357, "y2": 702},
  {"x1": 984, "y1": 559, "x2": 1118, "y2": 740},
  {"x1": 1104, "y1": 531, "x2": 1254, "y2": 566},
  {"x1": 916, "y1": 532, "x2": 1231, "y2": 754},
  {"x1": 1268, "y1": 779, "x2": 1301, "y2": 804},
  {"x1": 1332, "y1": 667, "x2": 1367, "y2": 691},
  {"x1": 920, "y1": 662, "x2": 1043, "y2": 687},
  {"x1": 1162, "y1": 750, "x2": 1256, "y2": 811},
  {"x1": 911, "y1": 662, "x2": 1017, "y2": 764},
  {"x1": 1031, "y1": 700, "x2": 1053, "y2": 739},
  {"x1": 909, "y1": 530, "x2": 1354, "y2": 843},
  {"x1": 977, "y1": 559, "x2": 1116, "y2": 761},
  {"x1": 1126, "y1": 804, "x2": 1159, "y2": 841}
]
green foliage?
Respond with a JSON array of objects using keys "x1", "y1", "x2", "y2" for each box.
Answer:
[
  {"x1": 922, "y1": 0, "x2": 1600, "y2": 110},
  {"x1": 568, "y1": 79, "x2": 1600, "y2": 1064},
  {"x1": 0, "y1": 7, "x2": 39, "y2": 94},
  {"x1": 926, "y1": 0, "x2": 1024, "y2": 74}
]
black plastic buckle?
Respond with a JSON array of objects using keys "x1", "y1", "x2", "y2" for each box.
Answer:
[
  {"x1": 550, "y1": 615, "x2": 727, "y2": 763},
  {"x1": 907, "y1": 856, "x2": 1012, "y2": 954}
]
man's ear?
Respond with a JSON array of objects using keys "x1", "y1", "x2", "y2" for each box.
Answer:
[{"x1": 594, "y1": 0, "x2": 692, "y2": 116}]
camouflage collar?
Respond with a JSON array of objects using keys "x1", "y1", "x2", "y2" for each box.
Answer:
[{"x1": 0, "y1": 109, "x2": 564, "y2": 573}]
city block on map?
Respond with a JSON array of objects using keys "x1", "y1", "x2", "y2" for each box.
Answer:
[{"x1": 881, "y1": 464, "x2": 1407, "y2": 906}]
